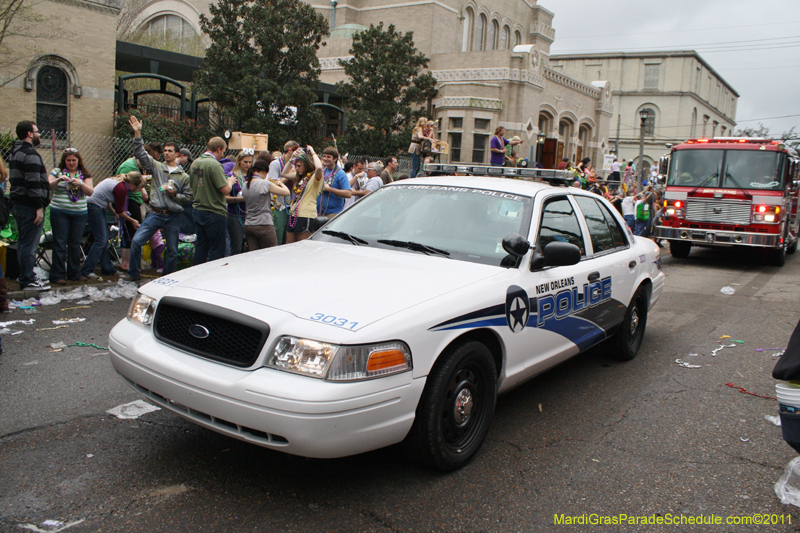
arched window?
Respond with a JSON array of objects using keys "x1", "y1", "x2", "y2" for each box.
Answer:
[
  {"x1": 462, "y1": 8, "x2": 474, "y2": 52},
  {"x1": 36, "y1": 65, "x2": 68, "y2": 133},
  {"x1": 500, "y1": 25, "x2": 509, "y2": 50},
  {"x1": 514, "y1": 30, "x2": 522, "y2": 48},
  {"x1": 488, "y1": 20, "x2": 498, "y2": 51},
  {"x1": 640, "y1": 108, "x2": 655, "y2": 136},
  {"x1": 690, "y1": 108, "x2": 697, "y2": 138},
  {"x1": 475, "y1": 14, "x2": 486, "y2": 51},
  {"x1": 145, "y1": 14, "x2": 197, "y2": 39}
]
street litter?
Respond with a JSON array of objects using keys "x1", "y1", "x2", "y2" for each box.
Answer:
[
  {"x1": 687, "y1": 353, "x2": 699, "y2": 356},
  {"x1": 0, "y1": 328, "x2": 24, "y2": 335},
  {"x1": 17, "y1": 361, "x2": 39, "y2": 366},
  {"x1": 50, "y1": 342, "x2": 67, "y2": 349},
  {"x1": 76, "y1": 300, "x2": 92, "y2": 305},
  {"x1": 726, "y1": 382, "x2": 777, "y2": 400},
  {"x1": 732, "y1": 340, "x2": 745, "y2": 344},
  {"x1": 106, "y1": 400, "x2": 160, "y2": 419},
  {"x1": 675, "y1": 359, "x2": 701, "y2": 368},
  {"x1": 86, "y1": 454, "x2": 94, "y2": 458},
  {"x1": 0, "y1": 319, "x2": 35, "y2": 327},
  {"x1": 720, "y1": 335, "x2": 731, "y2": 339},
  {"x1": 765, "y1": 415, "x2": 782, "y2": 426},
  {"x1": 740, "y1": 437, "x2": 750, "y2": 442},
  {"x1": 60, "y1": 306, "x2": 91, "y2": 311},
  {"x1": 10, "y1": 298, "x2": 40, "y2": 309},
  {"x1": 711, "y1": 344, "x2": 737, "y2": 356},
  {"x1": 38, "y1": 280, "x2": 140, "y2": 306},
  {"x1": 775, "y1": 457, "x2": 800, "y2": 507},
  {"x1": 36, "y1": 325, "x2": 68, "y2": 331},
  {"x1": 52, "y1": 318, "x2": 86, "y2": 325},
  {"x1": 720, "y1": 286, "x2": 736, "y2": 295},
  {"x1": 68, "y1": 342, "x2": 107, "y2": 350},
  {"x1": 775, "y1": 351, "x2": 786, "y2": 357}
]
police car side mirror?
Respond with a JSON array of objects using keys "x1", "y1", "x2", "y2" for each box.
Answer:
[
  {"x1": 542, "y1": 241, "x2": 581, "y2": 267},
  {"x1": 502, "y1": 234, "x2": 530, "y2": 257}
]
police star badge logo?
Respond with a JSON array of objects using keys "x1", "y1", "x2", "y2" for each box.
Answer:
[{"x1": 505, "y1": 285, "x2": 530, "y2": 333}]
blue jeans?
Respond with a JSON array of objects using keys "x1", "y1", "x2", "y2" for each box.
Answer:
[
  {"x1": 49, "y1": 208, "x2": 88, "y2": 281},
  {"x1": 227, "y1": 213, "x2": 245, "y2": 255},
  {"x1": 193, "y1": 209, "x2": 227, "y2": 265},
  {"x1": 623, "y1": 214, "x2": 635, "y2": 231},
  {"x1": 12, "y1": 204, "x2": 44, "y2": 286},
  {"x1": 128, "y1": 210, "x2": 181, "y2": 277},
  {"x1": 81, "y1": 203, "x2": 116, "y2": 277},
  {"x1": 410, "y1": 152, "x2": 420, "y2": 178}
]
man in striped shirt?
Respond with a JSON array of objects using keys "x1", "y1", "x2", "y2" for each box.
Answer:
[{"x1": 9, "y1": 121, "x2": 50, "y2": 291}]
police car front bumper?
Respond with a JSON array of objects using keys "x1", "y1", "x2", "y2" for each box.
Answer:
[
  {"x1": 655, "y1": 226, "x2": 782, "y2": 248},
  {"x1": 108, "y1": 318, "x2": 425, "y2": 459}
]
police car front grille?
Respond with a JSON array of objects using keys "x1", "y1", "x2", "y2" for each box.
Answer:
[
  {"x1": 685, "y1": 198, "x2": 751, "y2": 225},
  {"x1": 153, "y1": 298, "x2": 269, "y2": 367}
]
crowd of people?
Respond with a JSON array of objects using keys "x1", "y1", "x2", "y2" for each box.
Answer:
[{"x1": 2, "y1": 118, "x2": 406, "y2": 298}]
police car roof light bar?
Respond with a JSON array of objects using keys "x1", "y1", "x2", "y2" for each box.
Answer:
[{"x1": 422, "y1": 164, "x2": 575, "y2": 186}]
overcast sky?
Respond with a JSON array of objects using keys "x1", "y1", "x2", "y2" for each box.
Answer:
[{"x1": 545, "y1": 0, "x2": 800, "y2": 139}]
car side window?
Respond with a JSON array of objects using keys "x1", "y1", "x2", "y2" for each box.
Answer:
[
  {"x1": 573, "y1": 196, "x2": 615, "y2": 254},
  {"x1": 598, "y1": 201, "x2": 629, "y2": 248},
  {"x1": 536, "y1": 196, "x2": 585, "y2": 255}
]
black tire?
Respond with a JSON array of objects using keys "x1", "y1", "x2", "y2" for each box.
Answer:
[
  {"x1": 768, "y1": 244, "x2": 786, "y2": 267},
  {"x1": 669, "y1": 240, "x2": 691, "y2": 259},
  {"x1": 407, "y1": 341, "x2": 497, "y2": 471},
  {"x1": 787, "y1": 238, "x2": 797, "y2": 255},
  {"x1": 613, "y1": 287, "x2": 648, "y2": 361}
]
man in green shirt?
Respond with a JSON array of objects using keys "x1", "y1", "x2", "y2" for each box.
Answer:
[{"x1": 189, "y1": 137, "x2": 235, "y2": 264}]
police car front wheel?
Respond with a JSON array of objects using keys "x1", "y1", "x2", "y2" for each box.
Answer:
[{"x1": 408, "y1": 341, "x2": 497, "y2": 471}]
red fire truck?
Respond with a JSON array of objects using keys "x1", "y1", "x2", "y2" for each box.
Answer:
[{"x1": 655, "y1": 137, "x2": 799, "y2": 266}]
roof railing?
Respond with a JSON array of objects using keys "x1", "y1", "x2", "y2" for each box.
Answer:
[{"x1": 422, "y1": 164, "x2": 576, "y2": 186}]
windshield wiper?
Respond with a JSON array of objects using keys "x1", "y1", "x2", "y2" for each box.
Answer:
[
  {"x1": 321, "y1": 230, "x2": 368, "y2": 245},
  {"x1": 689, "y1": 172, "x2": 719, "y2": 197},
  {"x1": 724, "y1": 172, "x2": 753, "y2": 200},
  {"x1": 377, "y1": 239, "x2": 450, "y2": 257}
]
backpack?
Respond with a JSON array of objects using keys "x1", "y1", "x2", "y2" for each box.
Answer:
[
  {"x1": 636, "y1": 201, "x2": 650, "y2": 221},
  {"x1": 420, "y1": 139, "x2": 433, "y2": 155},
  {"x1": 0, "y1": 192, "x2": 11, "y2": 230}
]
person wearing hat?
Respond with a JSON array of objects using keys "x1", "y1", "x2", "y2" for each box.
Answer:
[
  {"x1": 351, "y1": 162, "x2": 383, "y2": 200},
  {"x1": 177, "y1": 148, "x2": 193, "y2": 169}
]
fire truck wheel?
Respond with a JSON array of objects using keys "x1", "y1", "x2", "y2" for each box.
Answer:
[
  {"x1": 768, "y1": 245, "x2": 786, "y2": 267},
  {"x1": 669, "y1": 241, "x2": 691, "y2": 259},
  {"x1": 788, "y1": 239, "x2": 797, "y2": 255},
  {"x1": 612, "y1": 286, "x2": 648, "y2": 361}
]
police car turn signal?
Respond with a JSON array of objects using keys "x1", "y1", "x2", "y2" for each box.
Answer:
[{"x1": 266, "y1": 336, "x2": 412, "y2": 381}]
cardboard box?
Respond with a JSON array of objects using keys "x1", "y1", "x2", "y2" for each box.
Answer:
[{"x1": 227, "y1": 132, "x2": 269, "y2": 152}]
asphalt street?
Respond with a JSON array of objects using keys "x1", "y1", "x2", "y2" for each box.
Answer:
[{"x1": 1, "y1": 247, "x2": 799, "y2": 533}]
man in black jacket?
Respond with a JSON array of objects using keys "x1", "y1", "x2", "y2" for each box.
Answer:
[{"x1": 9, "y1": 121, "x2": 51, "y2": 291}]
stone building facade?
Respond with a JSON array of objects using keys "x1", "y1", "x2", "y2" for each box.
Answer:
[
  {"x1": 549, "y1": 51, "x2": 738, "y2": 169},
  {"x1": 0, "y1": 0, "x2": 121, "y2": 138}
]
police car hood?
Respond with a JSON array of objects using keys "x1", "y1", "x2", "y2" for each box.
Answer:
[{"x1": 173, "y1": 240, "x2": 502, "y2": 327}]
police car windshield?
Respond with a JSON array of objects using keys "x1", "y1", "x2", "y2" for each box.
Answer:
[{"x1": 313, "y1": 184, "x2": 533, "y2": 267}]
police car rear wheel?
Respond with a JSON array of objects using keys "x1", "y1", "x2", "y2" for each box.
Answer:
[
  {"x1": 409, "y1": 341, "x2": 497, "y2": 471},
  {"x1": 613, "y1": 287, "x2": 648, "y2": 361}
]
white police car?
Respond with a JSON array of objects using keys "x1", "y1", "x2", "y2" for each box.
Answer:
[{"x1": 109, "y1": 165, "x2": 664, "y2": 471}]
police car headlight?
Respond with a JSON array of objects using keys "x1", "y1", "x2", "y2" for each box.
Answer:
[
  {"x1": 127, "y1": 293, "x2": 156, "y2": 326},
  {"x1": 267, "y1": 337, "x2": 412, "y2": 381}
]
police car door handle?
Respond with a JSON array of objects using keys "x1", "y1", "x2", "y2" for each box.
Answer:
[
  {"x1": 587, "y1": 271, "x2": 600, "y2": 282},
  {"x1": 628, "y1": 260, "x2": 637, "y2": 268}
]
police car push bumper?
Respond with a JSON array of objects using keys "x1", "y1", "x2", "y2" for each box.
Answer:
[{"x1": 109, "y1": 318, "x2": 425, "y2": 458}]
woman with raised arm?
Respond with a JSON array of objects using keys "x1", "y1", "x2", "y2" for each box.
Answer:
[{"x1": 285, "y1": 146, "x2": 324, "y2": 243}]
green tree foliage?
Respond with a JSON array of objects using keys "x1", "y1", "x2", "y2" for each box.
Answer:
[
  {"x1": 193, "y1": 0, "x2": 329, "y2": 150},
  {"x1": 336, "y1": 23, "x2": 437, "y2": 156},
  {"x1": 114, "y1": 111, "x2": 216, "y2": 147}
]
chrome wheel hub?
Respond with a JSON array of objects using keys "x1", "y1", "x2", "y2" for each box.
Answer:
[
  {"x1": 453, "y1": 388, "x2": 473, "y2": 425},
  {"x1": 629, "y1": 308, "x2": 639, "y2": 336}
]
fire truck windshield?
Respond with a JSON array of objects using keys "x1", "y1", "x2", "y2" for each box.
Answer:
[
  {"x1": 722, "y1": 150, "x2": 782, "y2": 190},
  {"x1": 668, "y1": 149, "x2": 784, "y2": 190}
]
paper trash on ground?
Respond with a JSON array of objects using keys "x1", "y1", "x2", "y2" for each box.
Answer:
[{"x1": 106, "y1": 400, "x2": 161, "y2": 420}]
